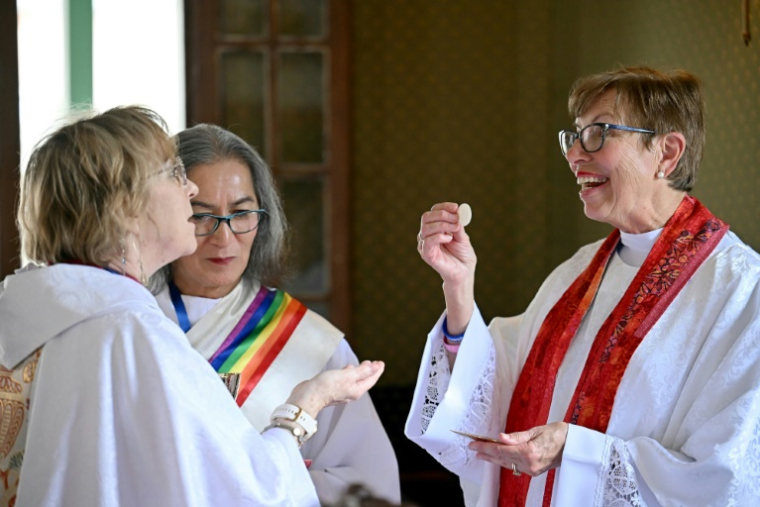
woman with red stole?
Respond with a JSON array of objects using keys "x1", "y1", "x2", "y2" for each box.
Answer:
[
  {"x1": 152, "y1": 124, "x2": 400, "y2": 505},
  {"x1": 405, "y1": 66, "x2": 760, "y2": 506}
]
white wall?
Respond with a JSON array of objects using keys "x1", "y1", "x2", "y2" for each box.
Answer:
[
  {"x1": 16, "y1": 0, "x2": 186, "y2": 173},
  {"x1": 92, "y1": 0, "x2": 185, "y2": 135},
  {"x1": 17, "y1": 0, "x2": 69, "y2": 173}
]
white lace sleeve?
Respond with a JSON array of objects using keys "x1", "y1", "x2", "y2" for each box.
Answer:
[
  {"x1": 420, "y1": 340, "x2": 451, "y2": 433},
  {"x1": 599, "y1": 438, "x2": 648, "y2": 507},
  {"x1": 420, "y1": 341, "x2": 497, "y2": 471}
]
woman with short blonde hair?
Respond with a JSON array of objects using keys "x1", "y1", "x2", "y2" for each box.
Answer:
[
  {"x1": 0, "y1": 106, "x2": 384, "y2": 507},
  {"x1": 19, "y1": 106, "x2": 176, "y2": 267}
]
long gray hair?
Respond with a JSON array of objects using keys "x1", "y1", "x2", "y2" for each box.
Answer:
[{"x1": 150, "y1": 124, "x2": 288, "y2": 292}]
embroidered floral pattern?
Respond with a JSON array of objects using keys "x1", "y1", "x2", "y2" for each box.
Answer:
[
  {"x1": 421, "y1": 341, "x2": 450, "y2": 434},
  {"x1": 421, "y1": 341, "x2": 497, "y2": 472},
  {"x1": 440, "y1": 347, "x2": 496, "y2": 471},
  {"x1": 0, "y1": 348, "x2": 41, "y2": 507},
  {"x1": 570, "y1": 218, "x2": 723, "y2": 427},
  {"x1": 600, "y1": 220, "x2": 721, "y2": 365},
  {"x1": 601, "y1": 439, "x2": 647, "y2": 507}
]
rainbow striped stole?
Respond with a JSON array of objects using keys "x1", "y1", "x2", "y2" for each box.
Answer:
[{"x1": 208, "y1": 285, "x2": 307, "y2": 406}]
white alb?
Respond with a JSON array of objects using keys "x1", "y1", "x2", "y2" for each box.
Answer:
[{"x1": 406, "y1": 231, "x2": 760, "y2": 506}]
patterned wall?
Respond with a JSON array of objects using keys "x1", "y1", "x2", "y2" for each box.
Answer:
[
  {"x1": 352, "y1": 0, "x2": 760, "y2": 386},
  {"x1": 557, "y1": 1, "x2": 760, "y2": 246}
]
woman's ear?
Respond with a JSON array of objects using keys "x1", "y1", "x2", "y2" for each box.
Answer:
[{"x1": 657, "y1": 132, "x2": 686, "y2": 177}]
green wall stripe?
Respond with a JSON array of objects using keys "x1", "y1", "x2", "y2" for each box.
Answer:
[{"x1": 69, "y1": 0, "x2": 92, "y2": 106}]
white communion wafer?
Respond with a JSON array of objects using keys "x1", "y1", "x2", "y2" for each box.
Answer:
[{"x1": 458, "y1": 203, "x2": 472, "y2": 227}]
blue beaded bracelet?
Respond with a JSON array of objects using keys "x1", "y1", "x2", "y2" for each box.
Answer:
[{"x1": 442, "y1": 316, "x2": 465, "y2": 343}]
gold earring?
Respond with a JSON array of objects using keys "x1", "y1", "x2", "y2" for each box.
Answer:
[{"x1": 119, "y1": 240, "x2": 126, "y2": 275}]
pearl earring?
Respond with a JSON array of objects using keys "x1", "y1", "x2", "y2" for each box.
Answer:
[{"x1": 657, "y1": 170, "x2": 665, "y2": 179}]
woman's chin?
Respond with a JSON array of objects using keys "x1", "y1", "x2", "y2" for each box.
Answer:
[
  {"x1": 182, "y1": 243, "x2": 198, "y2": 258},
  {"x1": 158, "y1": 246, "x2": 196, "y2": 272},
  {"x1": 581, "y1": 204, "x2": 610, "y2": 226},
  {"x1": 202, "y1": 265, "x2": 245, "y2": 288},
  {"x1": 202, "y1": 278, "x2": 241, "y2": 298}
]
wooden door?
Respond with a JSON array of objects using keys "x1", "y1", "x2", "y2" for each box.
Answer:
[
  {"x1": 185, "y1": 0, "x2": 352, "y2": 335},
  {"x1": 0, "y1": 0, "x2": 21, "y2": 278}
]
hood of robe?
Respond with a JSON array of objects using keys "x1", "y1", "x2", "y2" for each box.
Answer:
[{"x1": 0, "y1": 263, "x2": 155, "y2": 369}]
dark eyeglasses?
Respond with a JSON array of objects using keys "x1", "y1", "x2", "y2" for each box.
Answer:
[
  {"x1": 190, "y1": 210, "x2": 267, "y2": 236},
  {"x1": 558, "y1": 123, "x2": 656, "y2": 157}
]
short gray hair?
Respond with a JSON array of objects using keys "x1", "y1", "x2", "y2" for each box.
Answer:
[{"x1": 150, "y1": 124, "x2": 288, "y2": 292}]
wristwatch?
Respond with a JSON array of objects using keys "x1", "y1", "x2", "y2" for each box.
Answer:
[{"x1": 266, "y1": 404, "x2": 318, "y2": 447}]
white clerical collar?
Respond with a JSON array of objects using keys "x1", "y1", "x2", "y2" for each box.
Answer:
[
  {"x1": 179, "y1": 293, "x2": 221, "y2": 327},
  {"x1": 618, "y1": 228, "x2": 663, "y2": 267}
]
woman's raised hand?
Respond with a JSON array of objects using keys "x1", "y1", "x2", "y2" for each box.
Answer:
[
  {"x1": 418, "y1": 203, "x2": 477, "y2": 335},
  {"x1": 417, "y1": 203, "x2": 477, "y2": 285},
  {"x1": 285, "y1": 360, "x2": 385, "y2": 418}
]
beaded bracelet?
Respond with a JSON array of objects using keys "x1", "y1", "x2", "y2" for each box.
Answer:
[
  {"x1": 442, "y1": 316, "x2": 465, "y2": 343},
  {"x1": 443, "y1": 340, "x2": 461, "y2": 353},
  {"x1": 442, "y1": 316, "x2": 465, "y2": 353}
]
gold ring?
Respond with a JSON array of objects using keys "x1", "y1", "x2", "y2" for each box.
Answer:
[{"x1": 511, "y1": 463, "x2": 521, "y2": 476}]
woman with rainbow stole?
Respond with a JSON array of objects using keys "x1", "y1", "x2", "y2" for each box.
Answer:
[
  {"x1": 0, "y1": 106, "x2": 385, "y2": 506},
  {"x1": 152, "y1": 124, "x2": 400, "y2": 505},
  {"x1": 406, "y1": 66, "x2": 760, "y2": 506}
]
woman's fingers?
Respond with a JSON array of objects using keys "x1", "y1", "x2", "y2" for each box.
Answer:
[
  {"x1": 316, "y1": 361, "x2": 385, "y2": 407},
  {"x1": 286, "y1": 361, "x2": 385, "y2": 417},
  {"x1": 468, "y1": 423, "x2": 568, "y2": 477},
  {"x1": 419, "y1": 202, "x2": 461, "y2": 239},
  {"x1": 498, "y1": 428, "x2": 533, "y2": 446},
  {"x1": 469, "y1": 441, "x2": 521, "y2": 472},
  {"x1": 351, "y1": 360, "x2": 385, "y2": 391},
  {"x1": 417, "y1": 202, "x2": 476, "y2": 275},
  {"x1": 429, "y1": 201, "x2": 459, "y2": 214},
  {"x1": 419, "y1": 228, "x2": 456, "y2": 256}
]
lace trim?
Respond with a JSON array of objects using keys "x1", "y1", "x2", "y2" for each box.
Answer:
[
  {"x1": 601, "y1": 438, "x2": 648, "y2": 507},
  {"x1": 421, "y1": 340, "x2": 450, "y2": 434},
  {"x1": 420, "y1": 340, "x2": 497, "y2": 471}
]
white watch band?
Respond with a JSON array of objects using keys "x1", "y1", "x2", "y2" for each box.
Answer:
[{"x1": 271, "y1": 404, "x2": 318, "y2": 441}]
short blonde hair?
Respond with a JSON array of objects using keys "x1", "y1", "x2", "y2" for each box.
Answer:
[
  {"x1": 568, "y1": 66, "x2": 704, "y2": 192},
  {"x1": 18, "y1": 106, "x2": 176, "y2": 265}
]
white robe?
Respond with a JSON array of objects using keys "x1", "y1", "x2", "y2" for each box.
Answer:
[
  {"x1": 156, "y1": 283, "x2": 401, "y2": 505},
  {"x1": 0, "y1": 264, "x2": 318, "y2": 507},
  {"x1": 405, "y1": 230, "x2": 760, "y2": 506}
]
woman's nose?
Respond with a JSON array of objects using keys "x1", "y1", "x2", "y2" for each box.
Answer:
[
  {"x1": 210, "y1": 220, "x2": 234, "y2": 243},
  {"x1": 565, "y1": 138, "x2": 590, "y2": 166},
  {"x1": 186, "y1": 179, "x2": 199, "y2": 199}
]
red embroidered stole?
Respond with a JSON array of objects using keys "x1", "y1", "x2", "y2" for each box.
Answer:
[{"x1": 497, "y1": 196, "x2": 728, "y2": 506}]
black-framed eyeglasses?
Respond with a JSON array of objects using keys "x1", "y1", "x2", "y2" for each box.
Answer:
[
  {"x1": 558, "y1": 123, "x2": 656, "y2": 157},
  {"x1": 190, "y1": 209, "x2": 267, "y2": 236},
  {"x1": 157, "y1": 157, "x2": 188, "y2": 186}
]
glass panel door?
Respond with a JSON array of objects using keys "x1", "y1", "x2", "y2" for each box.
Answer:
[
  {"x1": 278, "y1": 51, "x2": 325, "y2": 164},
  {"x1": 220, "y1": 0, "x2": 268, "y2": 37},
  {"x1": 220, "y1": 51, "x2": 268, "y2": 156},
  {"x1": 185, "y1": 0, "x2": 350, "y2": 332},
  {"x1": 279, "y1": 0, "x2": 327, "y2": 37}
]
